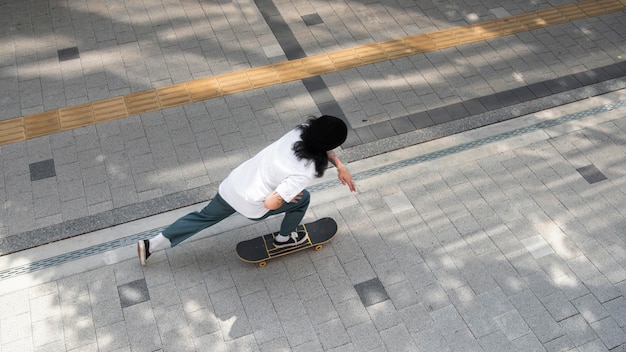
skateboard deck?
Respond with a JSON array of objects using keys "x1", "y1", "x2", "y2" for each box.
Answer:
[{"x1": 236, "y1": 217, "x2": 338, "y2": 267}]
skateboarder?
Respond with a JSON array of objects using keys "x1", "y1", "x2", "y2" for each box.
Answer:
[{"x1": 137, "y1": 115, "x2": 356, "y2": 265}]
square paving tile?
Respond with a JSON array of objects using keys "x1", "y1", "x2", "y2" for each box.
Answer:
[
  {"x1": 510, "y1": 86, "x2": 536, "y2": 103},
  {"x1": 490, "y1": 7, "x2": 511, "y2": 18},
  {"x1": 390, "y1": 116, "x2": 416, "y2": 134},
  {"x1": 302, "y1": 13, "x2": 323, "y2": 26},
  {"x1": 408, "y1": 111, "x2": 435, "y2": 129},
  {"x1": 428, "y1": 107, "x2": 453, "y2": 124},
  {"x1": 478, "y1": 94, "x2": 504, "y2": 111},
  {"x1": 302, "y1": 76, "x2": 327, "y2": 92},
  {"x1": 58, "y1": 47, "x2": 80, "y2": 61},
  {"x1": 371, "y1": 121, "x2": 396, "y2": 139},
  {"x1": 604, "y1": 62, "x2": 626, "y2": 77},
  {"x1": 118, "y1": 279, "x2": 150, "y2": 308},
  {"x1": 444, "y1": 103, "x2": 470, "y2": 120},
  {"x1": 576, "y1": 164, "x2": 607, "y2": 184},
  {"x1": 383, "y1": 192, "x2": 413, "y2": 214},
  {"x1": 462, "y1": 99, "x2": 488, "y2": 116},
  {"x1": 355, "y1": 278, "x2": 389, "y2": 307},
  {"x1": 29, "y1": 159, "x2": 56, "y2": 181},
  {"x1": 495, "y1": 91, "x2": 521, "y2": 107},
  {"x1": 521, "y1": 235, "x2": 554, "y2": 259},
  {"x1": 527, "y1": 82, "x2": 552, "y2": 98},
  {"x1": 262, "y1": 44, "x2": 284, "y2": 58}
]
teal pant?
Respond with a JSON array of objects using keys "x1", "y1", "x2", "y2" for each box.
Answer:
[{"x1": 162, "y1": 190, "x2": 311, "y2": 247}]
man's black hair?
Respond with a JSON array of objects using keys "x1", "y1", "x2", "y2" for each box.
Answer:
[{"x1": 292, "y1": 120, "x2": 329, "y2": 177}]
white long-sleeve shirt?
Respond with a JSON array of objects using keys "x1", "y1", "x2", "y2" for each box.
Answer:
[{"x1": 218, "y1": 128, "x2": 316, "y2": 219}]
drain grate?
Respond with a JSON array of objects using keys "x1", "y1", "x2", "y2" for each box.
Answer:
[{"x1": 0, "y1": 228, "x2": 163, "y2": 280}]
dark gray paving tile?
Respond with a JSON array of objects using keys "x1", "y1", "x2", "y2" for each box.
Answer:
[
  {"x1": 118, "y1": 279, "x2": 150, "y2": 308},
  {"x1": 573, "y1": 71, "x2": 600, "y2": 86},
  {"x1": 318, "y1": 102, "x2": 344, "y2": 120},
  {"x1": 604, "y1": 62, "x2": 626, "y2": 77},
  {"x1": 559, "y1": 75, "x2": 583, "y2": 90},
  {"x1": 444, "y1": 103, "x2": 470, "y2": 120},
  {"x1": 428, "y1": 107, "x2": 453, "y2": 124},
  {"x1": 255, "y1": 0, "x2": 279, "y2": 15},
  {"x1": 495, "y1": 91, "x2": 521, "y2": 107},
  {"x1": 343, "y1": 129, "x2": 362, "y2": 148},
  {"x1": 576, "y1": 164, "x2": 607, "y2": 184},
  {"x1": 302, "y1": 13, "x2": 323, "y2": 26},
  {"x1": 355, "y1": 278, "x2": 389, "y2": 307},
  {"x1": 588, "y1": 67, "x2": 612, "y2": 82},
  {"x1": 281, "y1": 37, "x2": 306, "y2": 60},
  {"x1": 510, "y1": 86, "x2": 536, "y2": 103},
  {"x1": 408, "y1": 111, "x2": 435, "y2": 129},
  {"x1": 302, "y1": 76, "x2": 327, "y2": 92},
  {"x1": 58, "y1": 47, "x2": 80, "y2": 62},
  {"x1": 527, "y1": 82, "x2": 552, "y2": 98},
  {"x1": 310, "y1": 88, "x2": 335, "y2": 105},
  {"x1": 268, "y1": 15, "x2": 292, "y2": 38},
  {"x1": 545, "y1": 79, "x2": 569, "y2": 94},
  {"x1": 29, "y1": 159, "x2": 56, "y2": 181},
  {"x1": 371, "y1": 121, "x2": 397, "y2": 139},
  {"x1": 354, "y1": 126, "x2": 377, "y2": 144},
  {"x1": 478, "y1": 94, "x2": 504, "y2": 111},
  {"x1": 462, "y1": 99, "x2": 488, "y2": 115},
  {"x1": 390, "y1": 116, "x2": 416, "y2": 134}
]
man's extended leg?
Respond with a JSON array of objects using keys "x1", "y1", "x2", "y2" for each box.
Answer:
[
  {"x1": 137, "y1": 193, "x2": 236, "y2": 265},
  {"x1": 162, "y1": 193, "x2": 237, "y2": 247}
]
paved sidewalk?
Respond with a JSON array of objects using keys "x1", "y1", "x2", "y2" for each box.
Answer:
[
  {"x1": 1, "y1": 0, "x2": 626, "y2": 350},
  {"x1": 1, "y1": 89, "x2": 626, "y2": 351},
  {"x1": 1, "y1": 0, "x2": 626, "y2": 254}
]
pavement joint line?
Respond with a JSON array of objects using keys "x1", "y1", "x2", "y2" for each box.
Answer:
[
  {"x1": 1, "y1": 97, "x2": 625, "y2": 281},
  {"x1": 1, "y1": 0, "x2": 624, "y2": 146}
]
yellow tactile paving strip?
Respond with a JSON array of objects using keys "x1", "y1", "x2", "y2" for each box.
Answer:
[{"x1": 1, "y1": 0, "x2": 625, "y2": 146}]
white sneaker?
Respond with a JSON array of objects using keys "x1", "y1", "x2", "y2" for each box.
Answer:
[{"x1": 273, "y1": 230, "x2": 309, "y2": 248}]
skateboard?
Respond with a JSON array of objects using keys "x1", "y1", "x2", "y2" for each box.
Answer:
[{"x1": 236, "y1": 217, "x2": 338, "y2": 267}]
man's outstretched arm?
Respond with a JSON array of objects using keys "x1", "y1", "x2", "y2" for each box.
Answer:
[{"x1": 327, "y1": 150, "x2": 356, "y2": 192}]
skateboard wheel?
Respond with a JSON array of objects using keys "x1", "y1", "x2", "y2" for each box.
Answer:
[
  {"x1": 258, "y1": 261, "x2": 267, "y2": 268},
  {"x1": 314, "y1": 244, "x2": 323, "y2": 251}
]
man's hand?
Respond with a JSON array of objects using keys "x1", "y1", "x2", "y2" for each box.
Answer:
[
  {"x1": 264, "y1": 191, "x2": 285, "y2": 210},
  {"x1": 290, "y1": 192, "x2": 303, "y2": 203},
  {"x1": 327, "y1": 150, "x2": 356, "y2": 192},
  {"x1": 264, "y1": 191, "x2": 304, "y2": 210},
  {"x1": 337, "y1": 166, "x2": 357, "y2": 192}
]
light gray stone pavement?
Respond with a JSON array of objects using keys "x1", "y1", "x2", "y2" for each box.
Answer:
[
  {"x1": 1, "y1": 89, "x2": 626, "y2": 351},
  {"x1": 1, "y1": 0, "x2": 626, "y2": 350},
  {"x1": 1, "y1": 0, "x2": 626, "y2": 253}
]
